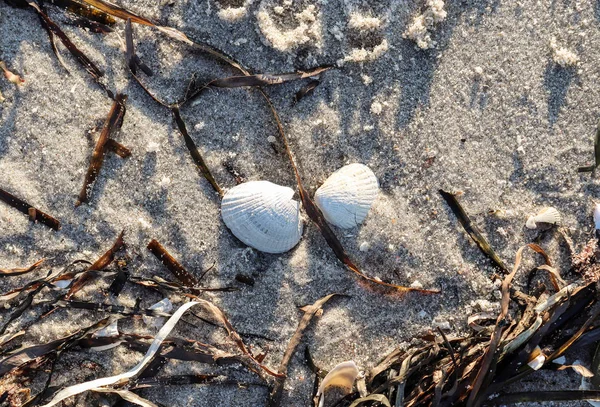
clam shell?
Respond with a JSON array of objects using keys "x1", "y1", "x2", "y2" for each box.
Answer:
[
  {"x1": 314, "y1": 163, "x2": 379, "y2": 229},
  {"x1": 221, "y1": 181, "x2": 303, "y2": 254},
  {"x1": 525, "y1": 207, "x2": 561, "y2": 229},
  {"x1": 316, "y1": 360, "x2": 359, "y2": 407}
]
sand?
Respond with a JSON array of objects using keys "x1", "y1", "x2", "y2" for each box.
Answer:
[{"x1": 1, "y1": 0, "x2": 599, "y2": 405}]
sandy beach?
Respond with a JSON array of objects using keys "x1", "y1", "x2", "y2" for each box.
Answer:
[{"x1": 1, "y1": 0, "x2": 600, "y2": 405}]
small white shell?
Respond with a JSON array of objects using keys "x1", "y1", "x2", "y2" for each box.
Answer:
[
  {"x1": 316, "y1": 360, "x2": 359, "y2": 407},
  {"x1": 221, "y1": 181, "x2": 303, "y2": 254},
  {"x1": 315, "y1": 163, "x2": 379, "y2": 229},
  {"x1": 594, "y1": 204, "x2": 600, "y2": 230},
  {"x1": 526, "y1": 207, "x2": 561, "y2": 229}
]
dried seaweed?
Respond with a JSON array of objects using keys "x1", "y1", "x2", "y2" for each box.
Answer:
[
  {"x1": 0, "y1": 318, "x2": 109, "y2": 375},
  {"x1": 65, "y1": 230, "x2": 125, "y2": 299},
  {"x1": 27, "y1": 1, "x2": 112, "y2": 98},
  {"x1": 105, "y1": 138, "x2": 131, "y2": 158},
  {"x1": 171, "y1": 107, "x2": 223, "y2": 197},
  {"x1": 48, "y1": 0, "x2": 116, "y2": 25},
  {"x1": 124, "y1": 18, "x2": 152, "y2": 76},
  {"x1": 0, "y1": 258, "x2": 44, "y2": 277},
  {"x1": 147, "y1": 239, "x2": 199, "y2": 288},
  {"x1": 294, "y1": 79, "x2": 320, "y2": 104},
  {"x1": 0, "y1": 187, "x2": 61, "y2": 230},
  {"x1": 578, "y1": 119, "x2": 600, "y2": 173},
  {"x1": 269, "y1": 294, "x2": 339, "y2": 407},
  {"x1": 76, "y1": 94, "x2": 127, "y2": 205},
  {"x1": 208, "y1": 67, "x2": 330, "y2": 89},
  {"x1": 439, "y1": 189, "x2": 508, "y2": 273}
]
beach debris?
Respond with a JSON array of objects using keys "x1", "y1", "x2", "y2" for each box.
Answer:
[
  {"x1": 147, "y1": 239, "x2": 199, "y2": 288},
  {"x1": 28, "y1": 1, "x2": 112, "y2": 97},
  {"x1": 314, "y1": 163, "x2": 379, "y2": 229},
  {"x1": 37, "y1": 302, "x2": 201, "y2": 407},
  {"x1": 579, "y1": 121, "x2": 600, "y2": 173},
  {"x1": 92, "y1": 320, "x2": 119, "y2": 338},
  {"x1": 0, "y1": 258, "x2": 45, "y2": 277},
  {"x1": 525, "y1": 207, "x2": 561, "y2": 229},
  {"x1": 527, "y1": 346, "x2": 546, "y2": 370},
  {"x1": 315, "y1": 360, "x2": 359, "y2": 407},
  {"x1": 359, "y1": 241, "x2": 370, "y2": 252},
  {"x1": 124, "y1": 18, "x2": 153, "y2": 76},
  {"x1": 66, "y1": 231, "x2": 125, "y2": 299},
  {"x1": 403, "y1": 0, "x2": 447, "y2": 50},
  {"x1": 235, "y1": 274, "x2": 255, "y2": 286},
  {"x1": 439, "y1": 189, "x2": 508, "y2": 272},
  {"x1": 294, "y1": 79, "x2": 320, "y2": 104},
  {"x1": 221, "y1": 181, "x2": 304, "y2": 254},
  {"x1": 76, "y1": 93, "x2": 128, "y2": 206},
  {"x1": 0, "y1": 61, "x2": 24, "y2": 85},
  {"x1": 171, "y1": 106, "x2": 224, "y2": 197},
  {"x1": 0, "y1": 187, "x2": 61, "y2": 230},
  {"x1": 550, "y1": 37, "x2": 579, "y2": 67},
  {"x1": 269, "y1": 294, "x2": 340, "y2": 407}
]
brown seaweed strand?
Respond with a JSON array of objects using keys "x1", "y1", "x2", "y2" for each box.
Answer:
[
  {"x1": 65, "y1": 230, "x2": 125, "y2": 299},
  {"x1": 76, "y1": 93, "x2": 127, "y2": 206},
  {"x1": 268, "y1": 294, "x2": 338, "y2": 407},
  {"x1": 171, "y1": 106, "x2": 223, "y2": 197},
  {"x1": 147, "y1": 239, "x2": 200, "y2": 288},
  {"x1": 467, "y1": 245, "x2": 527, "y2": 407},
  {"x1": 0, "y1": 187, "x2": 61, "y2": 230},
  {"x1": 439, "y1": 189, "x2": 508, "y2": 273}
]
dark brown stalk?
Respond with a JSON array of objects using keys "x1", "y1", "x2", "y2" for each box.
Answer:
[
  {"x1": 0, "y1": 187, "x2": 61, "y2": 230},
  {"x1": 268, "y1": 294, "x2": 339, "y2": 407},
  {"x1": 105, "y1": 138, "x2": 131, "y2": 158},
  {"x1": 76, "y1": 93, "x2": 127, "y2": 205},
  {"x1": 65, "y1": 230, "x2": 125, "y2": 299},
  {"x1": 28, "y1": 1, "x2": 113, "y2": 98},
  {"x1": 439, "y1": 189, "x2": 508, "y2": 273},
  {"x1": 171, "y1": 106, "x2": 223, "y2": 197},
  {"x1": 0, "y1": 259, "x2": 45, "y2": 276},
  {"x1": 147, "y1": 239, "x2": 200, "y2": 287}
]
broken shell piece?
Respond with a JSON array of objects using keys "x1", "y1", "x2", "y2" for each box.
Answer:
[
  {"x1": 525, "y1": 207, "x2": 561, "y2": 229},
  {"x1": 316, "y1": 361, "x2": 359, "y2": 407},
  {"x1": 315, "y1": 163, "x2": 379, "y2": 229},
  {"x1": 527, "y1": 346, "x2": 545, "y2": 371},
  {"x1": 221, "y1": 181, "x2": 304, "y2": 254},
  {"x1": 143, "y1": 298, "x2": 173, "y2": 327},
  {"x1": 594, "y1": 204, "x2": 600, "y2": 230},
  {"x1": 93, "y1": 320, "x2": 119, "y2": 338}
]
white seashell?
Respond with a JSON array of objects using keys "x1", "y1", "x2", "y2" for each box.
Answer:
[
  {"x1": 316, "y1": 360, "x2": 359, "y2": 407},
  {"x1": 93, "y1": 320, "x2": 119, "y2": 338},
  {"x1": 594, "y1": 204, "x2": 600, "y2": 230},
  {"x1": 525, "y1": 207, "x2": 561, "y2": 229},
  {"x1": 143, "y1": 298, "x2": 173, "y2": 327},
  {"x1": 221, "y1": 181, "x2": 303, "y2": 254},
  {"x1": 315, "y1": 163, "x2": 379, "y2": 229},
  {"x1": 527, "y1": 346, "x2": 545, "y2": 371}
]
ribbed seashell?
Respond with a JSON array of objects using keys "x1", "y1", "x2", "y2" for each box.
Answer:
[
  {"x1": 314, "y1": 163, "x2": 379, "y2": 229},
  {"x1": 221, "y1": 181, "x2": 303, "y2": 254},
  {"x1": 525, "y1": 207, "x2": 561, "y2": 229}
]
